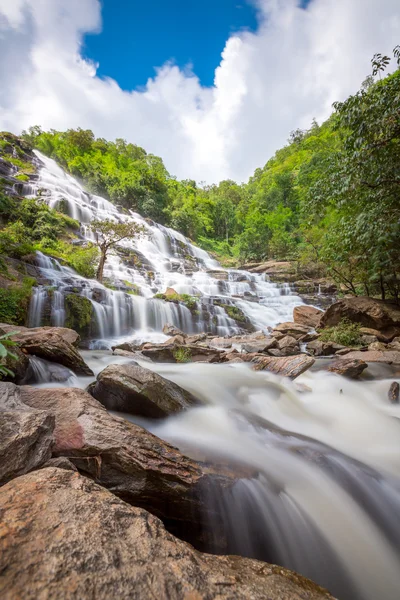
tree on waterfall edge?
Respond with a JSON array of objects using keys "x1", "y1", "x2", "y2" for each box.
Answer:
[
  {"x1": 10, "y1": 45, "x2": 400, "y2": 303},
  {"x1": 90, "y1": 219, "x2": 144, "y2": 284}
]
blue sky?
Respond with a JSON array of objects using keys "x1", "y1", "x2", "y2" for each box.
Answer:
[{"x1": 83, "y1": 0, "x2": 260, "y2": 88}]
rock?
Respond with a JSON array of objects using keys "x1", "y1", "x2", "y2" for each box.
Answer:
[
  {"x1": 342, "y1": 350, "x2": 400, "y2": 364},
  {"x1": 251, "y1": 355, "x2": 315, "y2": 379},
  {"x1": 185, "y1": 333, "x2": 207, "y2": 344},
  {"x1": 241, "y1": 338, "x2": 277, "y2": 354},
  {"x1": 388, "y1": 382, "x2": 399, "y2": 404},
  {"x1": 368, "y1": 342, "x2": 387, "y2": 352},
  {"x1": 165, "y1": 287, "x2": 178, "y2": 297},
  {"x1": 162, "y1": 323, "x2": 187, "y2": 337},
  {"x1": 360, "y1": 335, "x2": 378, "y2": 345},
  {"x1": 276, "y1": 335, "x2": 300, "y2": 355},
  {"x1": 16, "y1": 384, "x2": 236, "y2": 546},
  {"x1": 208, "y1": 337, "x2": 233, "y2": 349},
  {"x1": 359, "y1": 327, "x2": 397, "y2": 343},
  {"x1": 165, "y1": 334, "x2": 187, "y2": 345},
  {"x1": 0, "y1": 383, "x2": 54, "y2": 485},
  {"x1": 41, "y1": 456, "x2": 78, "y2": 471},
  {"x1": 1, "y1": 324, "x2": 81, "y2": 347},
  {"x1": 7, "y1": 329, "x2": 93, "y2": 376},
  {"x1": 0, "y1": 468, "x2": 334, "y2": 600},
  {"x1": 307, "y1": 340, "x2": 344, "y2": 356},
  {"x1": 327, "y1": 358, "x2": 368, "y2": 379},
  {"x1": 273, "y1": 322, "x2": 313, "y2": 339},
  {"x1": 388, "y1": 338, "x2": 400, "y2": 351},
  {"x1": 293, "y1": 305, "x2": 324, "y2": 328},
  {"x1": 335, "y1": 348, "x2": 357, "y2": 356},
  {"x1": 91, "y1": 363, "x2": 199, "y2": 418},
  {"x1": 0, "y1": 330, "x2": 30, "y2": 383},
  {"x1": 320, "y1": 297, "x2": 400, "y2": 336},
  {"x1": 142, "y1": 344, "x2": 223, "y2": 363},
  {"x1": 112, "y1": 341, "x2": 143, "y2": 353}
]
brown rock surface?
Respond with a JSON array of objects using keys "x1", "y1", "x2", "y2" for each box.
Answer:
[
  {"x1": 388, "y1": 382, "x2": 399, "y2": 404},
  {"x1": 320, "y1": 297, "x2": 400, "y2": 335},
  {"x1": 0, "y1": 468, "x2": 334, "y2": 600},
  {"x1": 293, "y1": 306, "x2": 324, "y2": 328},
  {"x1": 91, "y1": 363, "x2": 199, "y2": 418},
  {"x1": 17, "y1": 384, "x2": 235, "y2": 545},
  {"x1": 0, "y1": 324, "x2": 80, "y2": 347},
  {"x1": 307, "y1": 340, "x2": 344, "y2": 356},
  {"x1": 3, "y1": 328, "x2": 92, "y2": 375},
  {"x1": 252, "y1": 354, "x2": 315, "y2": 379},
  {"x1": 327, "y1": 358, "x2": 368, "y2": 379},
  {"x1": 142, "y1": 343, "x2": 223, "y2": 363},
  {"x1": 0, "y1": 383, "x2": 54, "y2": 485},
  {"x1": 342, "y1": 351, "x2": 400, "y2": 364}
]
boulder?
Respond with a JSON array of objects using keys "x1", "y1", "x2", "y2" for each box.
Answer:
[
  {"x1": 0, "y1": 324, "x2": 80, "y2": 347},
  {"x1": 7, "y1": 329, "x2": 93, "y2": 376},
  {"x1": 388, "y1": 338, "x2": 400, "y2": 351},
  {"x1": 327, "y1": 358, "x2": 368, "y2": 379},
  {"x1": 251, "y1": 355, "x2": 315, "y2": 379},
  {"x1": 320, "y1": 297, "x2": 400, "y2": 338},
  {"x1": 142, "y1": 344, "x2": 223, "y2": 363},
  {"x1": 307, "y1": 340, "x2": 345, "y2": 357},
  {"x1": 342, "y1": 350, "x2": 400, "y2": 365},
  {"x1": 273, "y1": 322, "x2": 313, "y2": 339},
  {"x1": 91, "y1": 363, "x2": 199, "y2": 418},
  {"x1": 162, "y1": 323, "x2": 187, "y2": 337},
  {"x1": 16, "y1": 384, "x2": 236, "y2": 546},
  {"x1": 293, "y1": 305, "x2": 324, "y2": 329},
  {"x1": 359, "y1": 327, "x2": 396, "y2": 344},
  {"x1": 0, "y1": 468, "x2": 334, "y2": 600},
  {"x1": 241, "y1": 338, "x2": 277, "y2": 354},
  {"x1": 165, "y1": 287, "x2": 178, "y2": 297},
  {"x1": 368, "y1": 342, "x2": 387, "y2": 352},
  {"x1": 0, "y1": 383, "x2": 54, "y2": 485},
  {"x1": 276, "y1": 335, "x2": 300, "y2": 355},
  {"x1": 388, "y1": 382, "x2": 399, "y2": 404},
  {"x1": 185, "y1": 333, "x2": 207, "y2": 344}
]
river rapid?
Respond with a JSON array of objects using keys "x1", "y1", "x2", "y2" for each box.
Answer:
[{"x1": 24, "y1": 152, "x2": 400, "y2": 600}]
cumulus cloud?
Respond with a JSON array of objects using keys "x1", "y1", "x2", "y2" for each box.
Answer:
[{"x1": 0, "y1": 0, "x2": 399, "y2": 182}]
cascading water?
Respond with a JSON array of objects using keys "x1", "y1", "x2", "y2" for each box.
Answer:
[{"x1": 25, "y1": 151, "x2": 303, "y2": 346}]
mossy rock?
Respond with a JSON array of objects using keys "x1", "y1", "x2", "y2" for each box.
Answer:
[
  {"x1": 0, "y1": 278, "x2": 35, "y2": 326},
  {"x1": 65, "y1": 294, "x2": 94, "y2": 337}
]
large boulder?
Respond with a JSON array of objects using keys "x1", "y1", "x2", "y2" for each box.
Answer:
[
  {"x1": 327, "y1": 358, "x2": 368, "y2": 379},
  {"x1": 320, "y1": 297, "x2": 400, "y2": 340},
  {"x1": 0, "y1": 468, "x2": 334, "y2": 600},
  {"x1": 273, "y1": 322, "x2": 314, "y2": 339},
  {"x1": 306, "y1": 340, "x2": 345, "y2": 357},
  {"x1": 142, "y1": 343, "x2": 223, "y2": 363},
  {"x1": 293, "y1": 306, "x2": 324, "y2": 329},
  {"x1": 6, "y1": 329, "x2": 93, "y2": 375},
  {"x1": 0, "y1": 324, "x2": 80, "y2": 347},
  {"x1": 0, "y1": 383, "x2": 54, "y2": 485},
  {"x1": 162, "y1": 323, "x2": 187, "y2": 337},
  {"x1": 16, "y1": 384, "x2": 236, "y2": 547},
  {"x1": 341, "y1": 350, "x2": 400, "y2": 364},
  {"x1": 252, "y1": 354, "x2": 315, "y2": 379},
  {"x1": 91, "y1": 363, "x2": 199, "y2": 418}
]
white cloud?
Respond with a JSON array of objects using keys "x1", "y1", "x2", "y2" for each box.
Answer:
[{"x1": 0, "y1": 0, "x2": 399, "y2": 183}]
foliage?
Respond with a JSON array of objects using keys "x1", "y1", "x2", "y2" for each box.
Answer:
[
  {"x1": 173, "y1": 346, "x2": 192, "y2": 363},
  {"x1": 154, "y1": 292, "x2": 198, "y2": 311},
  {"x1": 318, "y1": 319, "x2": 362, "y2": 347},
  {"x1": 0, "y1": 278, "x2": 35, "y2": 325},
  {"x1": 0, "y1": 332, "x2": 19, "y2": 379},
  {"x1": 65, "y1": 294, "x2": 94, "y2": 335}
]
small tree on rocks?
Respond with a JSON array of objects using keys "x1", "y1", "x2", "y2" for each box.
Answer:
[{"x1": 91, "y1": 219, "x2": 144, "y2": 283}]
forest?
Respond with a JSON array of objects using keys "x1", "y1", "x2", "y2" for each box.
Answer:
[{"x1": 6, "y1": 49, "x2": 400, "y2": 302}]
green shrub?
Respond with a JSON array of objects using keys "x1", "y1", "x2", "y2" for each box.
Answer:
[
  {"x1": 173, "y1": 346, "x2": 192, "y2": 363},
  {"x1": 319, "y1": 318, "x2": 362, "y2": 347},
  {"x1": 0, "y1": 278, "x2": 35, "y2": 325},
  {"x1": 0, "y1": 332, "x2": 20, "y2": 379}
]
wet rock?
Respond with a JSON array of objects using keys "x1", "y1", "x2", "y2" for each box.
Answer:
[
  {"x1": 7, "y1": 329, "x2": 93, "y2": 376},
  {"x1": 91, "y1": 363, "x2": 199, "y2": 418},
  {"x1": 276, "y1": 335, "x2": 300, "y2": 355},
  {"x1": 205, "y1": 270, "x2": 229, "y2": 280},
  {"x1": 320, "y1": 297, "x2": 400, "y2": 335},
  {"x1": 307, "y1": 340, "x2": 345, "y2": 357},
  {"x1": 251, "y1": 354, "x2": 315, "y2": 379},
  {"x1": 165, "y1": 287, "x2": 178, "y2": 297},
  {"x1": 164, "y1": 334, "x2": 187, "y2": 345},
  {"x1": 0, "y1": 468, "x2": 334, "y2": 600},
  {"x1": 142, "y1": 344, "x2": 223, "y2": 363},
  {"x1": 388, "y1": 382, "x2": 399, "y2": 404},
  {"x1": 1, "y1": 324, "x2": 81, "y2": 347},
  {"x1": 343, "y1": 350, "x2": 400, "y2": 364},
  {"x1": 162, "y1": 323, "x2": 187, "y2": 337},
  {"x1": 327, "y1": 358, "x2": 368, "y2": 379},
  {"x1": 17, "y1": 384, "x2": 236, "y2": 546},
  {"x1": 293, "y1": 305, "x2": 324, "y2": 328},
  {"x1": 274, "y1": 322, "x2": 313, "y2": 339},
  {"x1": 185, "y1": 333, "x2": 207, "y2": 344},
  {"x1": 0, "y1": 383, "x2": 54, "y2": 485},
  {"x1": 241, "y1": 338, "x2": 277, "y2": 354}
]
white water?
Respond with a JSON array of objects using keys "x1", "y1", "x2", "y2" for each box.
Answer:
[{"x1": 26, "y1": 151, "x2": 303, "y2": 346}]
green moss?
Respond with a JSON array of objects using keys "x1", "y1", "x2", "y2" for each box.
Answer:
[
  {"x1": 214, "y1": 300, "x2": 247, "y2": 323},
  {"x1": 154, "y1": 292, "x2": 198, "y2": 311},
  {"x1": 0, "y1": 277, "x2": 35, "y2": 325},
  {"x1": 318, "y1": 318, "x2": 362, "y2": 347},
  {"x1": 64, "y1": 294, "x2": 93, "y2": 335},
  {"x1": 15, "y1": 174, "x2": 30, "y2": 182},
  {"x1": 6, "y1": 156, "x2": 36, "y2": 174},
  {"x1": 173, "y1": 346, "x2": 192, "y2": 363}
]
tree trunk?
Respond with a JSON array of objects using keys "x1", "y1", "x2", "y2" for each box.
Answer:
[{"x1": 96, "y1": 248, "x2": 107, "y2": 283}]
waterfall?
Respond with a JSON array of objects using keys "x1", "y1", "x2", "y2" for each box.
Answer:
[{"x1": 25, "y1": 151, "x2": 303, "y2": 345}]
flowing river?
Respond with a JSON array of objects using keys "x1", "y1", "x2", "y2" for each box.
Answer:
[{"x1": 22, "y1": 152, "x2": 400, "y2": 600}]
